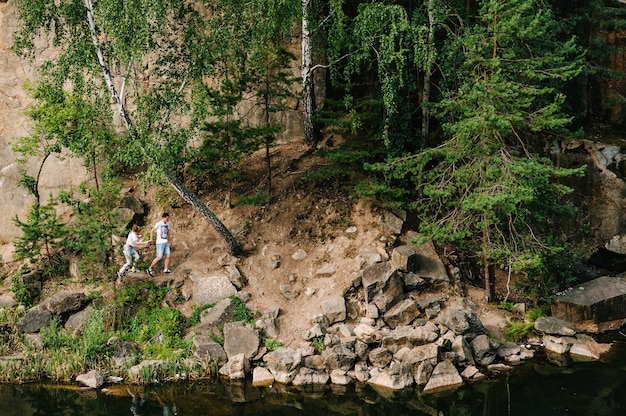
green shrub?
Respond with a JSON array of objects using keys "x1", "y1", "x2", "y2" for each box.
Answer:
[
  {"x1": 187, "y1": 303, "x2": 214, "y2": 327},
  {"x1": 237, "y1": 192, "x2": 270, "y2": 206},
  {"x1": 230, "y1": 296, "x2": 254, "y2": 324},
  {"x1": 265, "y1": 339, "x2": 284, "y2": 351},
  {"x1": 312, "y1": 336, "x2": 324, "y2": 353}
]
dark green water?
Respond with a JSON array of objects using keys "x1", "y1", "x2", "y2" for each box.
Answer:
[{"x1": 2, "y1": 343, "x2": 626, "y2": 416}]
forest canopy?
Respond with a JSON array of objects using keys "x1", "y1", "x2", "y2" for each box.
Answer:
[{"x1": 10, "y1": 0, "x2": 626, "y2": 303}]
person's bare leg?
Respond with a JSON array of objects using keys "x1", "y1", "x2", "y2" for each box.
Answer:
[
  {"x1": 164, "y1": 255, "x2": 170, "y2": 271},
  {"x1": 150, "y1": 257, "x2": 161, "y2": 269}
]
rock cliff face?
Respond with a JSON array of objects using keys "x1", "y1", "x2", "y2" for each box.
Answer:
[{"x1": 0, "y1": 1, "x2": 89, "y2": 259}]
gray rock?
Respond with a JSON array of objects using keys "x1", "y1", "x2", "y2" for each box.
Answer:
[
  {"x1": 330, "y1": 369, "x2": 352, "y2": 385},
  {"x1": 395, "y1": 343, "x2": 439, "y2": 366},
  {"x1": 0, "y1": 294, "x2": 17, "y2": 307},
  {"x1": 450, "y1": 335, "x2": 475, "y2": 366},
  {"x1": 401, "y1": 272, "x2": 425, "y2": 289},
  {"x1": 322, "y1": 344, "x2": 357, "y2": 371},
  {"x1": 16, "y1": 309, "x2": 52, "y2": 333},
  {"x1": 39, "y1": 290, "x2": 87, "y2": 315},
  {"x1": 470, "y1": 334, "x2": 500, "y2": 366},
  {"x1": 354, "y1": 323, "x2": 381, "y2": 344},
  {"x1": 382, "y1": 325, "x2": 439, "y2": 353},
  {"x1": 414, "y1": 360, "x2": 434, "y2": 387},
  {"x1": 225, "y1": 264, "x2": 246, "y2": 290},
  {"x1": 302, "y1": 324, "x2": 325, "y2": 340},
  {"x1": 353, "y1": 361, "x2": 370, "y2": 383},
  {"x1": 383, "y1": 298, "x2": 420, "y2": 329},
  {"x1": 279, "y1": 283, "x2": 300, "y2": 300},
  {"x1": 422, "y1": 360, "x2": 463, "y2": 393},
  {"x1": 359, "y1": 250, "x2": 383, "y2": 266},
  {"x1": 543, "y1": 335, "x2": 573, "y2": 355},
  {"x1": 361, "y1": 262, "x2": 404, "y2": 313},
  {"x1": 218, "y1": 353, "x2": 250, "y2": 379},
  {"x1": 320, "y1": 297, "x2": 346, "y2": 324},
  {"x1": 252, "y1": 366, "x2": 275, "y2": 387},
  {"x1": 439, "y1": 308, "x2": 485, "y2": 338},
  {"x1": 256, "y1": 318, "x2": 279, "y2": 339},
  {"x1": 223, "y1": 322, "x2": 259, "y2": 360},
  {"x1": 382, "y1": 210, "x2": 405, "y2": 235},
  {"x1": 292, "y1": 249, "x2": 307, "y2": 260},
  {"x1": 367, "y1": 362, "x2": 414, "y2": 390},
  {"x1": 303, "y1": 354, "x2": 325, "y2": 370},
  {"x1": 193, "y1": 335, "x2": 227, "y2": 365},
  {"x1": 534, "y1": 317, "x2": 577, "y2": 336},
  {"x1": 391, "y1": 245, "x2": 419, "y2": 272},
  {"x1": 292, "y1": 367, "x2": 329, "y2": 386},
  {"x1": 192, "y1": 274, "x2": 237, "y2": 306},
  {"x1": 315, "y1": 263, "x2": 337, "y2": 277},
  {"x1": 368, "y1": 347, "x2": 392, "y2": 368},
  {"x1": 263, "y1": 347, "x2": 302, "y2": 384},
  {"x1": 129, "y1": 360, "x2": 165, "y2": 376},
  {"x1": 460, "y1": 365, "x2": 485, "y2": 380},
  {"x1": 64, "y1": 306, "x2": 93, "y2": 332},
  {"x1": 75, "y1": 370, "x2": 104, "y2": 389},
  {"x1": 354, "y1": 340, "x2": 369, "y2": 361},
  {"x1": 199, "y1": 298, "x2": 234, "y2": 328},
  {"x1": 569, "y1": 334, "x2": 611, "y2": 361}
]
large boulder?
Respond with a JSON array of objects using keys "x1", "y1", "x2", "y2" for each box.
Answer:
[
  {"x1": 39, "y1": 290, "x2": 88, "y2": 315},
  {"x1": 223, "y1": 322, "x2": 259, "y2": 360},
  {"x1": 551, "y1": 275, "x2": 626, "y2": 332},
  {"x1": 361, "y1": 262, "x2": 404, "y2": 313},
  {"x1": 16, "y1": 309, "x2": 52, "y2": 333},
  {"x1": 422, "y1": 360, "x2": 463, "y2": 393},
  {"x1": 192, "y1": 274, "x2": 237, "y2": 306}
]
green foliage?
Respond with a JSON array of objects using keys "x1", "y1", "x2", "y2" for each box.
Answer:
[
  {"x1": 365, "y1": 0, "x2": 587, "y2": 292},
  {"x1": 13, "y1": 199, "x2": 68, "y2": 277},
  {"x1": 10, "y1": 267, "x2": 33, "y2": 308},
  {"x1": 187, "y1": 304, "x2": 214, "y2": 327},
  {"x1": 514, "y1": 248, "x2": 586, "y2": 304},
  {"x1": 498, "y1": 301, "x2": 514, "y2": 312},
  {"x1": 210, "y1": 329, "x2": 225, "y2": 346},
  {"x1": 230, "y1": 296, "x2": 255, "y2": 324},
  {"x1": 503, "y1": 321, "x2": 535, "y2": 343},
  {"x1": 60, "y1": 175, "x2": 126, "y2": 279},
  {"x1": 503, "y1": 306, "x2": 548, "y2": 342},
  {"x1": 237, "y1": 192, "x2": 270, "y2": 207},
  {"x1": 312, "y1": 336, "x2": 324, "y2": 354},
  {"x1": 265, "y1": 339, "x2": 284, "y2": 351},
  {"x1": 128, "y1": 307, "x2": 190, "y2": 359}
]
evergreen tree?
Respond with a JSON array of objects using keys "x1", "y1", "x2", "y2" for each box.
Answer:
[{"x1": 373, "y1": 0, "x2": 586, "y2": 300}]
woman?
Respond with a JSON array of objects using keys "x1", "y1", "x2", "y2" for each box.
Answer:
[{"x1": 117, "y1": 224, "x2": 149, "y2": 280}]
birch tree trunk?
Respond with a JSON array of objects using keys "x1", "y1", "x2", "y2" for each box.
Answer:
[
  {"x1": 421, "y1": 0, "x2": 436, "y2": 146},
  {"x1": 84, "y1": 0, "x2": 240, "y2": 255},
  {"x1": 302, "y1": 0, "x2": 316, "y2": 147}
]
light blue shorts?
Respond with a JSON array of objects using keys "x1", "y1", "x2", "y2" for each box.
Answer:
[{"x1": 156, "y1": 242, "x2": 170, "y2": 259}]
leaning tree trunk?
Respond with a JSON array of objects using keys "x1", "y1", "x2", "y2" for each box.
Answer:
[
  {"x1": 165, "y1": 172, "x2": 240, "y2": 254},
  {"x1": 302, "y1": 0, "x2": 316, "y2": 147},
  {"x1": 84, "y1": 0, "x2": 240, "y2": 255}
]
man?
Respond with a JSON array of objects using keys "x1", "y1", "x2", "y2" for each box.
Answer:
[{"x1": 147, "y1": 212, "x2": 173, "y2": 277}]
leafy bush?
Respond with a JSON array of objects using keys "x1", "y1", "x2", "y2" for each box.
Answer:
[
  {"x1": 230, "y1": 296, "x2": 255, "y2": 324},
  {"x1": 265, "y1": 339, "x2": 284, "y2": 351}
]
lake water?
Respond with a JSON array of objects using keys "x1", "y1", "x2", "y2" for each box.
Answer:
[{"x1": 2, "y1": 342, "x2": 626, "y2": 416}]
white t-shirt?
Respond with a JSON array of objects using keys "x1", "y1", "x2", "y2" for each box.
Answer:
[
  {"x1": 153, "y1": 220, "x2": 170, "y2": 244},
  {"x1": 125, "y1": 231, "x2": 139, "y2": 248}
]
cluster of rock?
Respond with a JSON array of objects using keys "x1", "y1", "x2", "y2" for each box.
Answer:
[
  {"x1": 6, "y1": 238, "x2": 613, "y2": 392},
  {"x1": 189, "y1": 242, "x2": 603, "y2": 393}
]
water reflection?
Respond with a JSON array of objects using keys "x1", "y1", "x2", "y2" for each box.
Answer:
[{"x1": 1, "y1": 344, "x2": 625, "y2": 416}]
